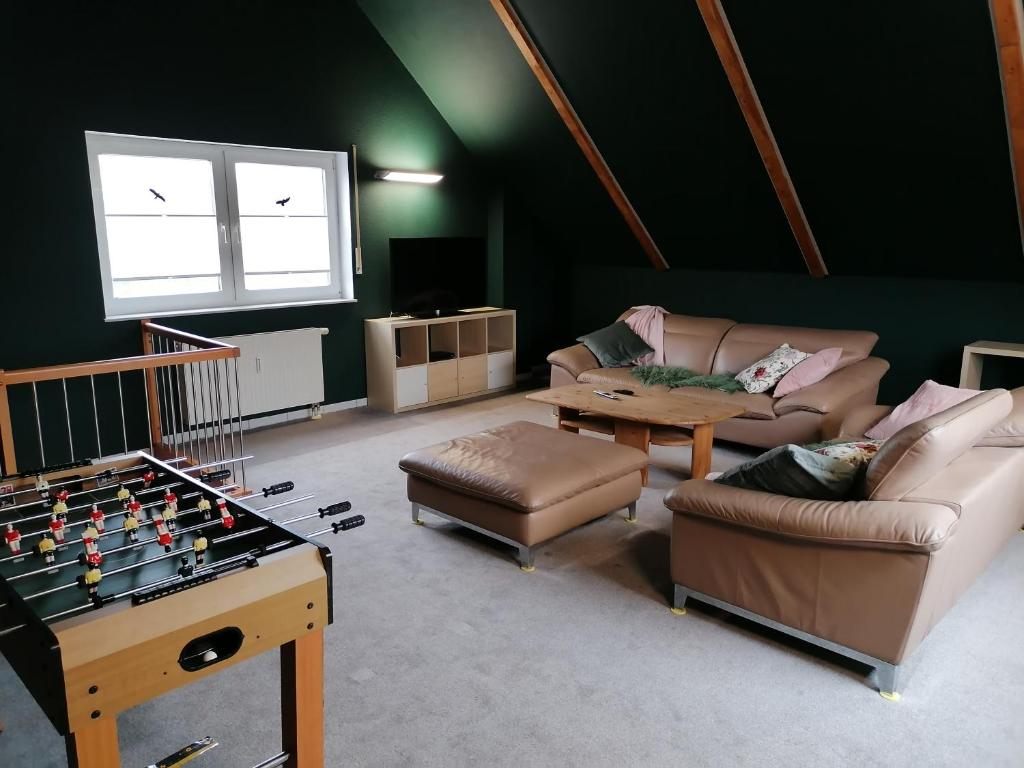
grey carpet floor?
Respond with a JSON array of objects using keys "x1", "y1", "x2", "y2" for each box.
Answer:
[{"x1": 2, "y1": 391, "x2": 1022, "y2": 767}]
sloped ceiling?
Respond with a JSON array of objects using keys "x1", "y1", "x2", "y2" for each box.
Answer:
[{"x1": 360, "y1": 0, "x2": 1024, "y2": 279}]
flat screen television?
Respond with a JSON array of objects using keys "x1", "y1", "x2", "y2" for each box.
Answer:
[{"x1": 389, "y1": 237, "x2": 487, "y2": 317}]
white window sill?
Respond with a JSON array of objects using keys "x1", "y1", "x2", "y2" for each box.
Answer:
[{"x1": 105, "y1": 296, "x2": 358, "y2": 322}]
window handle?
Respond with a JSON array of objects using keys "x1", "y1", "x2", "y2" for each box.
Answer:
[{"x1": 220, "y1": 223, "x2": 229, "y2": 245}]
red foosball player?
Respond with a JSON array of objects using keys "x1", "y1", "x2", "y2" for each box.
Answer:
[
  {"x1": 37, "y1": 533, "x2": 56, "y2": 565},
  {"x1": 49, "y1": 513, "x2": 67, "y2": 545},
  {"x1": 123, "y1": 513, "x2": 140, "y2": 543},
  {"x1": 89, "y1": 504, "x2": 106, "y2": 533},
  {"x1": 35, "y1": 474, "x2": 50, "y2": 498},
  {"x1": 127, "y1": 495, "x2": 144, "y2": 522},
  {"x1": 217, "y1": 498, "x2": 234, "y2": 530},
  {"x1": 5, "y1": 523, "x2": 22, "y2": 556},
  {"x1": 116, "y1": 485, "x2": 131, "y2": 509},
  {"x1": 164, "y1": 490, "x2": 178, "y2": 513},
  {"x1": 197, "y1": 497, "x2": 212, "y2": 521},
  {"x1": 163, "y1": 505, "x2": 178, "y2": 531},
  {"x1": 143, "y1": 470, "x2": 156, "y2": 488},
  {"x1": 82, "y1": 565, "x2": 102, "y2": 600},
  {"x1": 153, "y1": 514, "x2": 173, "y2": 552},
  {"x1": 193, "y1": 534, "x2": 209, "y2": 565},
  {"x1": 82, "y1": 528, "x2": 103, "y2": 567}
]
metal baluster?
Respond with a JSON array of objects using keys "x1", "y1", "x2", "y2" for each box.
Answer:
[
  {"x1": 205, "y1": 360, "x2": 221, "y2": 462},
  {"x1": 90, "y1": 374, "x2": 101, "y2": 457},
  {"x1": 116, "y1": 371, "x2": 128, "y2": 455},
  {"x1": 167, "y1": 342, "x2": 181, "y2": 460},
  {"x1": 189, "y1": 355, "x2": 204, "y2": 465},
  {"x1": 31, "y1": 382, "x2": 45, "y2": 467},
  {"x1": 224, "y1": 355, "x2": 237, "y2": 477},
  {"x1": 61, "y1": 378, "x2": 74, "y2": 461},
  {"x1": 233, "y1": 355, "x2": 247, "y2": 490},
  {"x1": 142, "y1": 369, "x2": 154, "y2": 456},
  {"x1": 157, "y1": 337, "x2": 169, "y2": 450},
  {"x1": 213, "y1": 359, "x2": 228, "y2": 464},
  {"x1": 199, "y1": 357, "x2": 212, "y2": 462},
  {"x1": 187, "y1": 347, "x2": 199, "y2": 464}
]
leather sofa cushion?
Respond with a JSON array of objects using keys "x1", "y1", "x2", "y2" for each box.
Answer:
[
  {"x1": 865, "y1": 390, "x2": 1012, "y2": 501},
  {"x1": 399, "y1": 421, "x2": 648, "y2": 513},
  {"x1": 620, "y1": 310, "x2": 736, "y2": 374},
  {"x1": 578, "y1": 367, "x2": 656, "y2": 391},
  {"x1": 977, "y1": 386, "x2": 1024, "y2": 447},
  {"x1": 711, "y1": 324, "x2": 877, "y2": 375}
]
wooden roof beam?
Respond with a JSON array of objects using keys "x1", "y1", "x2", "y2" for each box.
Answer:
[
  {"x1": 489, "y1": 0, "x2": 670, "y2": 271},
  {"x1": 990, "y1": 0, "x2": 1024, "y2": 251},
  {"x1": 696, "y1": 0, "x2": 828, "y2": 277}
]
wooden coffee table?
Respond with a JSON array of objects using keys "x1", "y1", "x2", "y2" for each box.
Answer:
[{"x1": 526, "y1": 384, "x2": 746, "y2": 485}]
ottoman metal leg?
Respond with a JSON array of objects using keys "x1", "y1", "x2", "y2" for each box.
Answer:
[
  {"x1": 625, "y1": 501, "x2": 638, "y2": 523},
  {"x1": 518, "y1": 545, "x2": 536, "y2": 572},
  {"x1": 411, "y1": 503, "x2": 424, "y2": 525},
  {"x1": 671, "y1": 583, "x2": 689, "y2": 615}
]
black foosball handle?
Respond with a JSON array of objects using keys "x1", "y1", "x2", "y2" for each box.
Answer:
[
  {"x1": 262, "y1": 481, "x2": 294, "y2": 497},
  {"x1": 330, "y1": 515, "x2": 364, "y2": 533},
  {"x1": 200, "y1": 469, "x2": 232, "y2": 483},
  {"x1": 318, "y1": 500, "x2": 352, "y2": 517}
]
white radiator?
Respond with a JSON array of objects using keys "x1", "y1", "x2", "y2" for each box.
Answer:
[{"x1": 183, "y1": 328, "x2": 325, "y2": 424}]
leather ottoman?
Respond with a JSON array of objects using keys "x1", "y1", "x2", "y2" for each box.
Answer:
[{"x1": 399, "y1": 421, "x2": 647, "y2": 570}]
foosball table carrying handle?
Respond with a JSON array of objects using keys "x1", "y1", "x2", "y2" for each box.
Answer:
[
  {"x1": 317, "y1": 500, "x2": 352, "y2": 517},
  {"x1": 330, "y1": 515, "x2": 364, "y2": 534},
  {"x1": 262, "y1": 481, "x2": 295, "y2": 497}
]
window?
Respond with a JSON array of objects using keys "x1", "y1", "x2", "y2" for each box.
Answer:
[{"x1": 85, "y1": 133, "x2": 354, "y2": 319}]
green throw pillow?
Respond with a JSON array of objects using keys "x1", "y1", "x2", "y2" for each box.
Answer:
[
  {"x1": 714, "y1": 444, "x2": 861, "y2": 500},
  {"x1": 577, "y1": 322, "x2": 653, "y2": 368}
]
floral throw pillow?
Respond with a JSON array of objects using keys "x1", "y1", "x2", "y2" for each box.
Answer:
[
  {"x1": 809, "y1": 439, "x2": 885, "y2": 468},
  {"x1": 734, "y1": 344, "x2": 812, "y2": 394}
]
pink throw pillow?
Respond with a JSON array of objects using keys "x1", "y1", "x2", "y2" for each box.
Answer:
[
  {"x1": 865, "y1": 380, "x2": 982, "y2": 440},
  {"x1": 774, "y1": 347, "x2": 843, "y2": 397}
]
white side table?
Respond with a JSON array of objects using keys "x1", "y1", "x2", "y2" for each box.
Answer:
[{"x1": 959, "y1": 340, "x2": 1024, "y2": 387}]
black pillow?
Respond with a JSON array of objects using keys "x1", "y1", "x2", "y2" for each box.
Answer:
[{"x1": 577, "y1": 322, "x2": 653, "y2": 368}]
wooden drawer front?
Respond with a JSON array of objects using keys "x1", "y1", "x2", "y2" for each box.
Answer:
[
  {"x1": 428, "y1": 360, "x2": 459, "y2": 401},
  {"x1": 458, "y1": 356, "x2": 487, "y2": 395},
  {"x1": 396, "y1": 366, "x2": 428, "y2": 408},
  {"x1": 487, "y1": 350, "x2": 515, "y2": 389}
]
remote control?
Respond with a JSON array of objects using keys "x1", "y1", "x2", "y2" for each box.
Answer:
[{"x1": 593, "y1": 390, "x2": 620, "y2": 400}]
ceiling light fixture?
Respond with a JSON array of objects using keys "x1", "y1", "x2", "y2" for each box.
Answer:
[{"x1": 374, "y1": 170, "x2": 444, "y2": 184}]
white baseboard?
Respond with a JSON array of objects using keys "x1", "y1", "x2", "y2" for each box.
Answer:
[{"x1": 242, "y1": 398, "x2": 367, "y2": 431}]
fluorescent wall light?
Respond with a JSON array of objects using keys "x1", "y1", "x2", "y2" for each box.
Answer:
[{"x1": 374, "y1": 170, "x2": 444, "y2": 184}]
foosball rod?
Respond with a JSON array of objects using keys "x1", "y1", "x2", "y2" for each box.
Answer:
[
  {"x1": 0, "y1": 470, "x2": 182, "y2": 515},
  {"x1": 0, "y1": 458, "x2": 187, "y2": 501},
  {"x1": 0, "y1": 476, "x2": 189, "y2": 526}
]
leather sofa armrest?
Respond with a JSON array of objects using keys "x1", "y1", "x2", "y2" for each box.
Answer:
[
  {"x1": 774, "y1": 357, "x2": 890, "y2": 416},
  {"x1": 547, "y1": 343, "x2": 600, "y2": 380},
  {"x1": 664, "y1": 479, "x2": 957, "y2": 552},
  {"x1": 834, "y1": 404, "x2": 894, "y2": 440}
]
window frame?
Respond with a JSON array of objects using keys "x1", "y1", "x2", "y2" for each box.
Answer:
[{"x1": 85, "y1": 131, "x2": 355, "y2": 321}]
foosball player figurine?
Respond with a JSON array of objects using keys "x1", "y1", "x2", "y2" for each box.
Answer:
[
  {"x1": 81, "y1": 565, "x2": 102, "y2": 601},
  {"x1": 143, "y1": 470, "x2": 156, "y2": 488},
  {"x1": 89, "y1": 503, "x2": 106, "y2": 533},
  {"x1": 163, "y1": 504, "x2": 178, "y2": 531},
  {"x1": 123, "y1": 512, "x2": 140, "y2": 543},
  {"x1": 153, "y1": 514, "x2": 174, "y2": 552},
  {"x1": 117, "y1": 484, "x2": 131, "y2": 509},
  {"x1": 5, "y1": 523, "x2": 22, "y2": 556},
  {"x1": 164, "y1": 490, "x2": 178, "y2": 513},
  {"x1": 197, "y1": 497, "x2": 212, "y2": 521},
  {"x1": 127, "y1": 495, "x2": 144, "y2": 523},
  {"x1": 52, "y1": 497, "x2": 69, "y2": 518},
  {"x1": 37, "y1": 533, "x2": 56, "y2": 565},
  {"x1": 81, "y1": 526, "x2": 103, "y2": 567},
  {"x1": 49, "y1": 513, "x2": 67, "y2": 545},
  {"x1": 193, "y1": 534, "x2": 209, "y2": 565},
  {"x1": 35, "y1": 474, "x2": 50, "y2": 498},
  {"x1": 177, "y1": 555, "x2": 193, "y2": 578},
  {"x1": 217, "y1": 498, "x2": 234, "y2": 530}
]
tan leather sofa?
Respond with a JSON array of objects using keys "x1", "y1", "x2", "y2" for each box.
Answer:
[
  {"x1": 548, "y1": 311, "x2": 890, "y2": 449},
  {"x1": 664, "y1": 389, "x2": 1023, "y2": 698}
]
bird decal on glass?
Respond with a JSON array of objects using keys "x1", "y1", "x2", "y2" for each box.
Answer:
[
  {"x1": 275, "y1": 196, "x2": 291, "y2": 207},
  {"x1": 149, "y1": 188, "x2": 166, "y2": 202}
]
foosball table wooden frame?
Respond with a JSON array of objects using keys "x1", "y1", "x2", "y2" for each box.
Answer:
[{"x1": 0, "y1": 452, "x2": 356, "y2": 768}]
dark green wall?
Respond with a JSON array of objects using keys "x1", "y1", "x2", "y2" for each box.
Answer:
[{"x1": 5, "y1": 0, "x2": 487, "y2": 418}]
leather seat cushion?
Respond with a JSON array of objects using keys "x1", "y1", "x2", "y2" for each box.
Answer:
[
  {"x1": 399, "y1": 421, "x2": 648, "y2": 513},
  {"x1": 577, "y1": 367, "x2": 660, "y2": 391}
]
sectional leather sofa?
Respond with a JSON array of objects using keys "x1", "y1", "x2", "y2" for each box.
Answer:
[{"x1": 548, "y1": 311, "x2": 890, "y2": 448}]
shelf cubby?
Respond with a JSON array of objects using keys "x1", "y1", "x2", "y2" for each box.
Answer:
[
  {"x1": 428, "y1": 321, "x2": 459, "y2": 363},
  {"x1": 487, "y1": 315, "x2": 514, "y2": 352},
  {"x1": 394, "y1": 326, "x2": 428, "y2": 368},
  {"x1": 458, "y1": 318, "x2": 487, "y2": 357}
]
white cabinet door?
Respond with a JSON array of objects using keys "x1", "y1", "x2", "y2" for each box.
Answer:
[
  {"x1": 487, "y1": 350, "x2": 515, "y2": 390},
  {"x1": 396, "y1": 366, "x2": 428, "y2": 408}
]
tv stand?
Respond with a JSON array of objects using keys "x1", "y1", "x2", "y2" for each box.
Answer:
[{"x1": 365, "y1": 308, "x2": 516, "y2": 413}]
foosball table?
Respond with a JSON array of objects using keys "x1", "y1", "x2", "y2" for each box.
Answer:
[{"x1": 0, "y1": 452, "x2": 362, "y2": 768}]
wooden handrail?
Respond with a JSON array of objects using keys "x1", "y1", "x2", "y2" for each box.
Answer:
[
  {"x1": 0, "y1": 347, "x2": 237, "y2": 387},
  {"x1": 142, "y1": 322, "x2": 236, "y2": 351}
]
